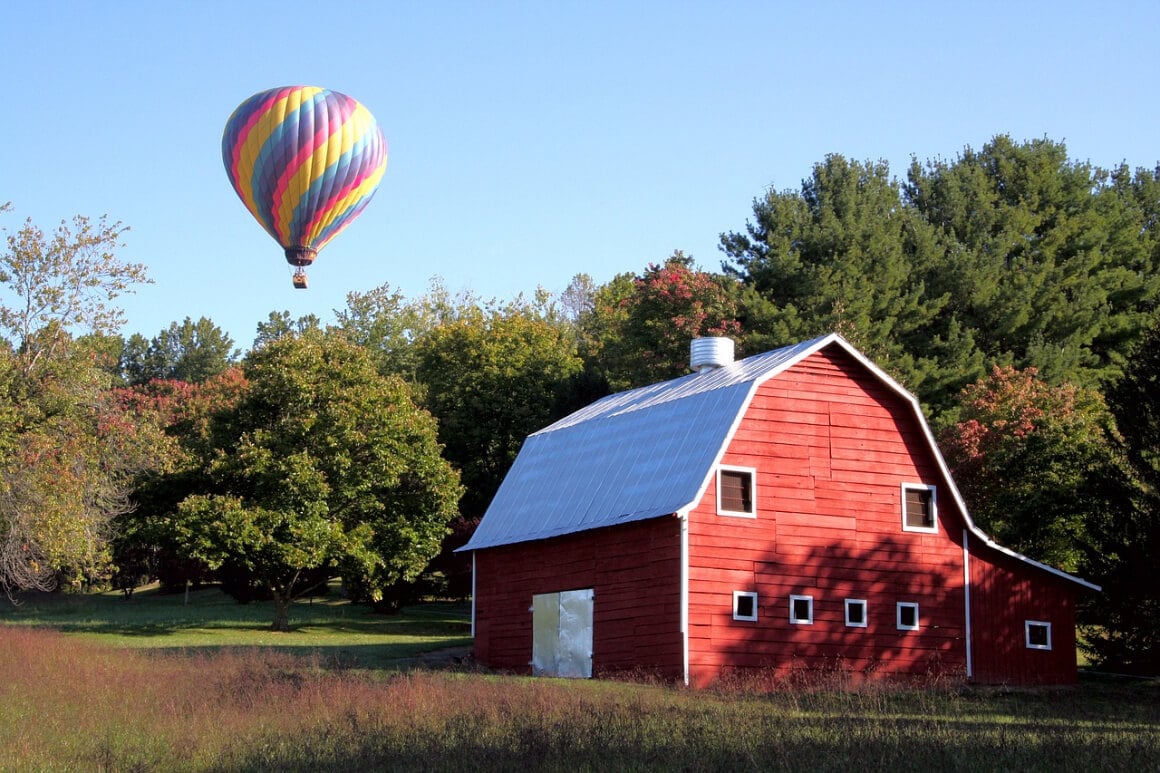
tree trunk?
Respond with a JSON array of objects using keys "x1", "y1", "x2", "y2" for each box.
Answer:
[{"x1": 270, "y1": 591, "x2": 291, "y2": 632}]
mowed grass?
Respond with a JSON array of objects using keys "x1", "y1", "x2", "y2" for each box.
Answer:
[
  {"x1": 0, "y1": 583, "x2": 472, "y2": 668},
  {"x1": 1, "y1": 589, "x2": 1157, "y2": 772}
]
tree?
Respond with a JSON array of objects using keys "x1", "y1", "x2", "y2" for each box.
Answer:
[
  {"x1": 121, "y1": 317, "x2": 238, "y2": 384},
  {"x1": 0, "y1": 208, "x2": 150, "y2": 375},
  {"x1": 581, "y1": 252, "x2": 743, "y2": 391},
  {"x1": 1085, "y1": 313, "x2": 1160, "y2": 673},
  {"x1": 162, "y1": 330, "x2": 461, "y2": 630},
  {"x1": 905, "y1": 136, "x2": 1160, "y2": 391},
  {"x1": 415, "y1": 295, "x2": 583, "y2": 521},
  {"x1": 109, "y1": 368, "x2": 249, "y2": 593},
  {"x1": 0, "y1": 207, "x2": 157, "y2": 596},
  {"x1": 333, "y1": 282, "x2": 437, "y2": 379},
  {"x1": 252, "y1": 310, "x2": 322, "y2": 349},
  {"x1": 938, "y1": 365, "x2": 1120, "y2": 573},
  {"x1": 723, "y1": 140, "x2": 1160, "y2": 420},
  {"x1": 722, "y1": 155, "x2": 954, "y2": 400}
]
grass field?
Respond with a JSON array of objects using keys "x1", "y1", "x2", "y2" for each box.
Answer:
[
  {"x1": 0, "y1": 582, "x2": 473, "y2": 669},
  {"x1": 1, "y1": 586, "x2": 1157, "y2": 772}
]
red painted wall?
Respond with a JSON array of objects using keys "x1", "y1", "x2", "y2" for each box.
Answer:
[
  {"x1": 472, "y1": 516, "x2": 683, "y2": 679},
  {"x1": 685, "y1": 347, "x2": 970, "y2": 686},
  {"x1": 969, "y1": 545, "x2": 1079, "y2": 684}
]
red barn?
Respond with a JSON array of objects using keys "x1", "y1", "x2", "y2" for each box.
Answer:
[{"x1": 460, "y1": 334, "x2": 1098, "y2": 686}]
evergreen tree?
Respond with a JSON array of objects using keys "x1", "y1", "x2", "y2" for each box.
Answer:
[
  {"x1": 721, "y1": 154, "x2": 958, "y2": 402},
  {"x1": 1086, "y1": 314, "x2": 1160, "y2": 673},
  {"x1": 905, "y1": 136, "x2": 1160, "y2": 390}
]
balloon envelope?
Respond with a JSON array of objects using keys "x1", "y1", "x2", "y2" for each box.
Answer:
[{"x1": 222, "y1": 86, "x2": 388, "y2": 267}]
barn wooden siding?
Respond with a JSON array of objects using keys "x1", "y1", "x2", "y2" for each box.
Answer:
[
  {"x1": 472, "y1": 516, "x2": 684, "y2": 678},
  {"x1": 969, "y1": 547, "x2": 1079, "y2": 684},
  {"x1": 685, "y1": 347, "x2": 970, "y2": 686}
]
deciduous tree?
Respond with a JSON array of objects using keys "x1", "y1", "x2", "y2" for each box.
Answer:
[
  {"x1": 582, "y1": 252, "x2": 742, "y2": 391},
  {"x1": 415, "y1": 296, "x2": 582, "y2": 520},
  {"x1": 162, "y1": 331, "x2": 461, "y2": 630},
  {"x1": 0, "y1": 206, "x2": 156, "y2": 596},
  {"x1": 938, "y1": 365, "x2": 1120, "y2": 573}
]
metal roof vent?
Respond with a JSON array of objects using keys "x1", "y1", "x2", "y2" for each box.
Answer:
[{"x1": 690, "y1": 337, "x2": 734, "y2": 373}]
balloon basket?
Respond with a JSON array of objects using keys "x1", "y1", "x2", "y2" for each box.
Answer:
[{"x1": 292, "y1": 271, "x2": 308, "y2": 290}]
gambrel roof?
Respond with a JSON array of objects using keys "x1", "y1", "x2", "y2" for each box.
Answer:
[{"x1": 460, "y1": 333, "x2": 1098, "y2": 591}]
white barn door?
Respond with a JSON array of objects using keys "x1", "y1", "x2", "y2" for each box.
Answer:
[{"x1": 531, "y1": 589, "x2": 593, "y2": 678}]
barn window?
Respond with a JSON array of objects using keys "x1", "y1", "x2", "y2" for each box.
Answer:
[
  {"x1": 789, "y1": 594, "x2": 814, "y2": 625},
  {"x1": 845, "y1": 598, "x2": 868, "y2": 628},
  {"x1": 896, "y1": 602, "x2": 920, "y2": 630},
  {"x1": 1025, "y1": 620, "x2": 1052, "y2": 650},
  {"x1": 733, "y1": 591, "x2": 758, "y2": 621},
  {"x1": 902, "y1": 483, "x2": 938, "y2": 533},
  {"x1": 717, "y1": 466, "x2": 756, "y2": 518}
]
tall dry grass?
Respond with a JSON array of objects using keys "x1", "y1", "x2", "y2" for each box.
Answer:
[{"x1": 2, "y1": 624, "x2": 1157, "y2": 772}]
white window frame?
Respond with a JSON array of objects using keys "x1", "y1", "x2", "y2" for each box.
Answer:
[
  {"x1": 896, "y1": 601, "x2": 920, "y2": 631},
  {"x1": 733, "y1": 591, "x2": 758, "y2": 622},
  {"x1": 717, "y1": 465, "x2": 757, "y2": 518},
  {"x1": 845, "y1": 598, "x2": 868, "y2": 628},
  {"x1": 789, "y1": 594, "x2": 814, "y2": 625},
  {"x1": 901, "y1": 483, "x2": 938, "y2": 533},
  {"x1": 1025, "y1": 620, "x2": 1053, "y2": 650}
]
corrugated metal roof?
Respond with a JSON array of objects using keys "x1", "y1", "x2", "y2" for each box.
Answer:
[{"x1": 462, "y1": 335, "x2": 832, "y2": 551}]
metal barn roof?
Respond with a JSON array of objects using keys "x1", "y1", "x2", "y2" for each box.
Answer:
[{"x1": 461, "y1": 335, "x2": 833, "y2": 552}]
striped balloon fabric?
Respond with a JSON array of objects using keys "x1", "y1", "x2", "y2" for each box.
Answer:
[{"x1": 222, "y1": 85, "x2": 388, "y2": 269}]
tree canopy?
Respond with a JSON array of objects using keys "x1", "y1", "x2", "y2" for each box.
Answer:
[
  {"x1": 158, "y1": 330, "x2": 462, "y2": 630},
  {"x1": 0, "y1": 206, "x2": 158, "y2": 596},
  {"x1": 121, "y1": 316, "x2": 238, "y2": 385},
  {"x1": 415, "y1": 295, "x2": 583, "y2": 520}
]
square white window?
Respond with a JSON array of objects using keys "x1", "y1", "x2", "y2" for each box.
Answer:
[
  {"x1": 902, "y1": 483, "x2": 938, "y2": 533},
  {"x1": 897, "y1": 602, "x2": 920, "y2": 631},
  {"x1": 1025, "y1": 620, "x2": 1052, "y2": 650},
  {"x1": 717, "y1": 466, "x2": 757, "y2": 518},
  {"x1": 789, "y1": 594, "x2": 814, "y2": 625},
  {"x1": 733, "y1": 591, "x2": 758, "y2": 622},
  {"x1": 845, "y1": 598, "x2": 868, "y2": 628}
]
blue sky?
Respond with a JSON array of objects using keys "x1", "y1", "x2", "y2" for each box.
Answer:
[{"x1": 4, "y1": 1, "x2": 1157, "y2": 349}]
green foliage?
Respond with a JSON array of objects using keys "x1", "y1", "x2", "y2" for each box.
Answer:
[
  {"x1": 722, "y1": 155, "x2": 952, "y2": 397},
  {"x1": 161, "y1": 330, "x2": 461, "y2": 629},
  {"x1": 1084, "y1": 314, "x2": 1160, "y2": 673},
  {"x1": 723, "y1": 139, "x2": 1160, "y2": 414},
  {"x1": 0, "y1": 208, "x2": 160, "y2": 596},
  {"x1": 938, "y1": 365, "x2": 1121, "y2": 573},
  {"x1": 0, "y1": 208, "x2": 150, "y2": 376},
  {"x1": 581, "y1": 251, "x2": 743, "y2": 390},
  {"x1": 906, "y1": 136, "x2": 1160, "y2": 391},
  {"x1": 416, "y1": 295, "x2": 583, "y2": 519},
  {"x1": 120, "y1": 316, "x2": 238, "y2": 384},
  {"x1": 335, "y1": 281, "x2": 443, "y2": 379},
  {"x1": 252, "y1": 309, "x2": 322, "y2": 349}
]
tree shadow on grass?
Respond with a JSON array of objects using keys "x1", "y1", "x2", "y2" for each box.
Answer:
[{"x1": 0, "y1": 583, "x2": 472, "y2": 669}]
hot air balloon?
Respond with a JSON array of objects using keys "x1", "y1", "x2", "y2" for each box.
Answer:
[{"x1": 222, "y1": 86, "x2": 388, "y2": 289}]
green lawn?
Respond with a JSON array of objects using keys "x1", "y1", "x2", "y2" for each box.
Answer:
[{"x1": 0, "y1": 582, "x2": 472, "y2": 669}]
